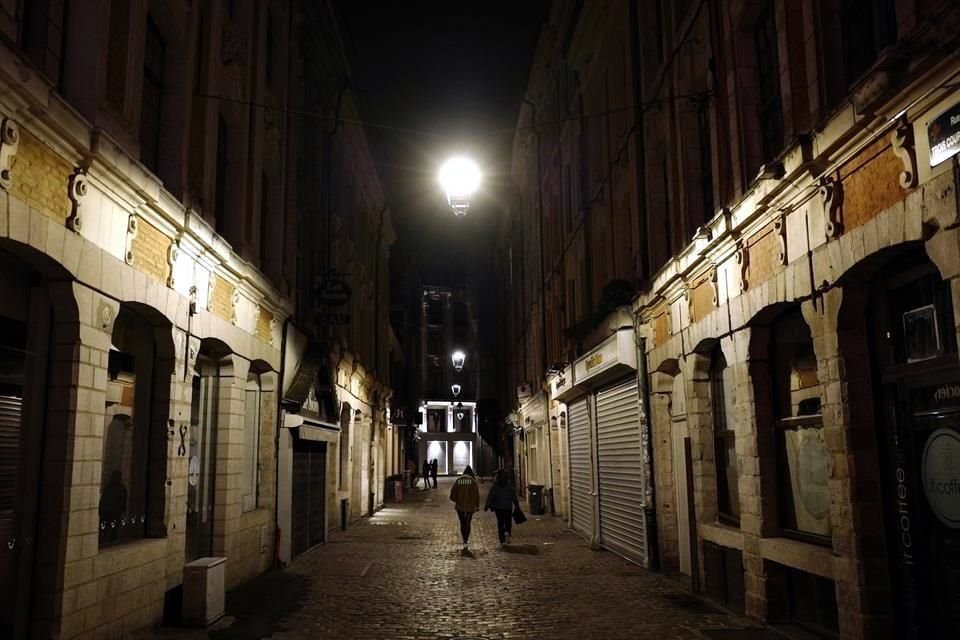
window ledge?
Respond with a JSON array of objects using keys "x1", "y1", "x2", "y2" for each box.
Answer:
[
  {"x1": 760, "y1": 536, "x2": 838, "y2": 579},
  {"x1": 700, "y1": 522, "x2": 743, "y2": 550}
]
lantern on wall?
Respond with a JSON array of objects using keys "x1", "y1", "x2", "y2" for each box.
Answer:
[{"x1": 451, "y1": 383, "x2": 461, "y2": 397}]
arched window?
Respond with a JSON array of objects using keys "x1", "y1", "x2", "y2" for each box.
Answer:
[
  {"x1": 711, "y1": 345, "x2": 739, "y2": 524},
  {"x1": 242, "y1": 371, "x2": 262, "y2": 512},
  {"x1": 100, "y1": 306, "x2": 157, "y2": 547},
  {"x1": 772, "y1": 308, "x2": 830, "y2": 542}
]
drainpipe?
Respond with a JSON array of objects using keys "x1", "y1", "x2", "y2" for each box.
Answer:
[
  {"x1": 274, "y1": 316, "x2": 289, "y2": 567},
  {"x1": 373, "y1": 205, "x2": 387, "y2": 378},
  {"x1": 522, "y1": 95, "x2": 553, "y2": 501},
  {"x1": 633, "y1": 327, "x2": 659, "y2": 570}
]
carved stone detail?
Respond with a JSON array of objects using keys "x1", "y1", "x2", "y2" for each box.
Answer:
[
  {"x1": 819, "y1": 175, "x2": 843, "y2": 239},
  {"x1": 775, "y1": 211, "x2": 787, "y2": 266},
  {"x1": 125, "y1": 215, "x2": 139, "y2": 265},
  {"x1": 891, "y1": 118, "x2": 918, "y2": 189},
  {"x1": 736, "y1": 242, "x2": 749, "y2": 292},
  {"x1": 206, "y1": 274, "x2": 217, "y2": 310},
  {"x1": 0, "y1": 118, "x2": 20, "y2": 190},
  {"x1": 97, "y1": 302, "x2": 114, "y2": 330},
  {"x1": 269, "y1": 316, "x2": 277, "y2": 347},
  {"x1": 684, "y1": 286, "x2": 693, "y2": 323},
  {"x1": 65, "y1": 169, "x2": 88, "y2": 232},
  {"x1": 709, "y1": 266, "x2": 719, "y2": 307},
  {"x1": 167, "y1": 240, "x2": 180, "y2": 288},
  {"x1": 231, "y1": 288, "x2": 240, "y2": 325}
]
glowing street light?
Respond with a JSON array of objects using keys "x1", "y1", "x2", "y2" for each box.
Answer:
[
  {"x1": 438, "y1": 157, "x2": 481, "y2": 216},
  {"x1": 451, "y1": 350, "x2": 466, "y2": 371},
  {"x1": 451, "y1": 383, "x2": 461, "y2": 397}
]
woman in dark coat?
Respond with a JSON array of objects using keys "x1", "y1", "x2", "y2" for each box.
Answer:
[
  {"x1": 422, "y1": 459, "x2": 431, "y2": 490},
  {"x1": 484, "y1": 469, "x2": 520, "y2": 546},
  {"x1": 430, "y1": 458, "x2": 439, "y2": 488}
]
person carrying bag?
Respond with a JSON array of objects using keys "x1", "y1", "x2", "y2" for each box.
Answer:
[{"x1": 484, "y1": 469, "x2": 524, "y2": 547}]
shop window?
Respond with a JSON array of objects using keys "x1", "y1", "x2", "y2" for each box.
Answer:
[
  {"x1": 711, "y1": 346, "x2": 740, "y2": 525},
  {"x1": 139, "y1": 16, "x2": 165, "y2": 174},
  {"x1": 426, "y1": 408, "x2": 445, "y2": 433},
  {"x1": 841, "y1": 0, "x2": 897, "y2": 87},
  {"x1": 772, "y1": 309, "x2": 831, "y2": 543},
  {"x1": 877, "y1": 257, "x2": 958, "y2": 366},
  {"x1": 754, "y1": 1, "x2": 784, "y2": 164},
  {"x1": 242, "y1": 372, "x2": 262, "y2": 512},
  {"x1": 100, "y1": 307, "x2": 157, "y2": 547},
  {"x1": 20, "y1": 0, "x2": 67, "y2": 85}
]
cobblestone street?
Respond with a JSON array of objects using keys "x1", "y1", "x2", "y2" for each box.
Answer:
[{"x1": 146, "y1": 478, "x2": 771, "y2": 640}]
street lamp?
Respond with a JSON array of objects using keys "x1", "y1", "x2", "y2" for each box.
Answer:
[
  {"x1": 451, "y1": 383, "x2": 461, "y2": 397},
  {"x1": 451, "y1": 350, "x2": 465, "y2": 371},
  {"x1": 438, "y1": 157, "x2": 481, "y2": 216}
]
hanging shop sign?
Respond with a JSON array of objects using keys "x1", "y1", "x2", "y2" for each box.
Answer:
[
  {"x1": 573, "y1": 328, "x2": 637, "y2": 388},
  {"x1": 315, "y1": 272, "x2": 352, "y2": 307},
  {"x1": 550, "y1": 363, "x2": 583, "y2": 403},
  {"x1": 928, "y1": 101, "x2": 960, "y2": 167},
  {"x1": 921, "y1": 427, "x2": 960, "y2": 529}
]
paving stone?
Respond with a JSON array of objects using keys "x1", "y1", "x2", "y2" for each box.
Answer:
[{"x1": 142, "y1": 479, "x2": 764, "y2": 640}]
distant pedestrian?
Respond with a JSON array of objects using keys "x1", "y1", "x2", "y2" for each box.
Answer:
[
  {"x1": 422, "y1": 459, "x2": 431, "y2": 490},
  {"x1": 407, "y1": 458, "x2": 419, "y2": 490},
  {"x1": 449, "y1": 465, "x2": 480, "y2": 554},
  {"x1": 484, "y1": 469, "x2": 521, "y2": 547},
  {"x1": 430, "y1": 458, "x2": 439, "y2": 488}
]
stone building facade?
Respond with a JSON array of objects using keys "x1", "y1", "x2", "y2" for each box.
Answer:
[
  {"x1": 0, "y1": 1, "x2": 393, "y2": 638},
  {"x1": 499, "y1": 0, "x2": 960, "y2": 638}
]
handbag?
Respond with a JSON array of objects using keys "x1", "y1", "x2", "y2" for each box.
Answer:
[{"x1": 512, "y1": 503, "x2": 527, "y2": 525}]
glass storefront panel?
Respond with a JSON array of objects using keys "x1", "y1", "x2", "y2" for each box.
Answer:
[
  {"x1": 452, "y1": 441, "x2": 472, "y2": 475},
  {"x1": 426, "y1": 441, "x2": 447, "y2": 475}
]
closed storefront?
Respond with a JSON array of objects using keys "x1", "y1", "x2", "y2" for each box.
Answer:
[
  {"x1": 291, "y1": 437, "x2": 326, "y2": 559},
  {"x1": 571, "y1": 328, "x2": 653, "y2": 566},
  {"x1": 595, "y1": 377, "x2": 647, "y2": 565},
  {"x1": 567, "y1": 398, "x2": 593, "y2": 538}
]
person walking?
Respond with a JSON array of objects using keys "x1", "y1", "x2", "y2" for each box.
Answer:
[
  {"x1": 421, "y1": 459, "x2": 431, "y2": 490},
  {"x1": 484, "y1": 469, "x2": 520, "y2": 547},
  {"x1": 430, "y1": 458, "x2": 439, "y2": 488},
  {"x1": 449, "y1": 465, "x2": 480, "y2": 554}
]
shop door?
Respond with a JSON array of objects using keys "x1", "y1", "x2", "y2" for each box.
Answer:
[
  {"x1": 671, "y1": 373, "x2": 692, "y2": 575},
  {"x1": 596, "y1": 378, "x2": 648, "y2": 566},
  {"x1": 1, "y1": 294, "x2": 50, "y2": 639},
  {"x1": 567, "y1": 398, "x2": 593, "y2": 539},
  {"x1": 186, "y1": 372, "x2": 218, "y2": 561},
  {"x1": 291, "y1": 439, "x2": 326, "y2": 558},
  {"x1": 881, "y1": 369, "x2": 960, "y2": 639}
]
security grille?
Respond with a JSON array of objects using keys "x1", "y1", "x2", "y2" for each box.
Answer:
[
  {"x1": 596, "y1": 378, "x2": 647, "y2": 565},
  {"x1": 567, "y1": 398, "x2": 592, "y2": 539}
]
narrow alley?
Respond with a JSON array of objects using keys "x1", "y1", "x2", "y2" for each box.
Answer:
[{"x1": 146, "y1": 478, "x2": 765, "y2": 640}]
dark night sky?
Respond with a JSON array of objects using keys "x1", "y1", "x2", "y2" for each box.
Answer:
[{"x1": 333, "y1": 2, "x2": 550, "y2": 290}]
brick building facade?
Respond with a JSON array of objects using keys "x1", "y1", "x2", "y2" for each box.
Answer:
[
  {"x1": 498, "y1": 1, "x2": 960, "y2": 638},
  {"x1": 0, "y1": 1, "x2": 394, "y2": 638}
]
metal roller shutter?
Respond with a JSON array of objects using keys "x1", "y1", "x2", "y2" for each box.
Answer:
[
  {"x1": 567, "y1": 398, "x2": 592, "y2": 539},
  {"x1": 596, "y1": 378, "x2": 647, "y2": 565},
  {"x1": 291, "y1": 439, "x2": 326, "y2": 558}
]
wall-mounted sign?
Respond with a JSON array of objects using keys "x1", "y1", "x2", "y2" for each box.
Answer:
[
  {"x1": 316, "y1": 312, "x2": 351, "y2": 326},
  {"x1": 921, "y1": 428, "x2": 960, "y2": 529},
  {"x1": 573, "y1": 328, "x2": 637, "y2": 388},
  {"x1": 928, "y1": 102, "x2": 960, "y2": 167},
  {"x1": 315, "y1": 273, "x2": 352, "y2": 307}
]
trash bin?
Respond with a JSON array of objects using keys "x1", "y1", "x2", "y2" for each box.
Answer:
[{"x1": 527, "y1": 484, "x2": 545, "y2": 515}]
